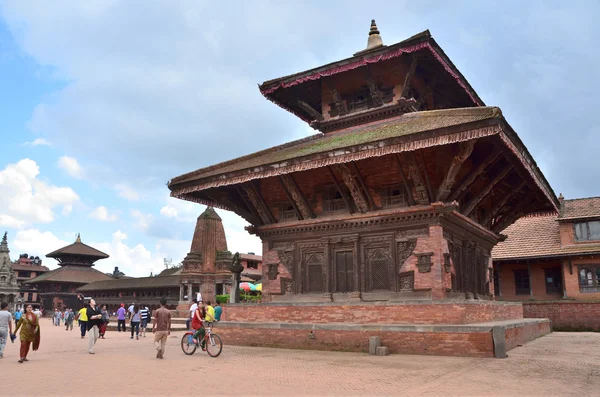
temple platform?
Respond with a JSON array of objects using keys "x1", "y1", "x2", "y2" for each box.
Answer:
[{"x1": 193, "y1": 301, "x2": 550, "y2": 358}]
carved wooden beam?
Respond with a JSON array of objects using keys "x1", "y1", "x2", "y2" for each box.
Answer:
[
  {"x1": 416, "y1": 75, "x2": 440, "y2": 108},
  {"x1": 334, "y1": 163, "x2": 369, "y2": 213},
  {"x1": 278, "y1": 176, "x2": 302, "y2": 220},
  {"x1": 394, "y1": 154, "x2": 416, "y2": 206},
  {"x1": 401, "y1": 54, "x2": 419, "y2": 98},
  {"x1": 462, "y1": 166, "x2": 514, "y2": 217},
  {"x1": 208, "y1": 190, "x2": 258, "y2": 225},
  {"x1": 448, "y1": 150, "x2": 501, "y2": 203},
  {"x1": 279, "y1": 174, "x2": 314, "y2": 219},
  {"x1": 352, "y1": 162, "x2": 377, "y2": 210},
  {"x1": 405, "y1": 153, "x2": 430, "y2": 205},
  {"x1": 327, "y1": 166, "x2": 354, "y2": 214},
  {"x1": 295, "y1": 99, "x2": 324, "y2": 122},
  {"x1": 481, "y1": 180, "x2": 527, "y2": 227},
  {"x1": 235, "y1": 186, "x2": 261, "y2": 222},
  {"x1": 492, "y1": 197, "x2": 531, "y2": 233},
  {"x1": 436, "y1": 141, "x2": 476, "y2": 202},
  {"x1": 365, "y1": 66, "x2": 384, "y2": 107},
  {"x1": 417, "y1": 151, "x2": 433, "y2": 202},
  {"x1": 242, "y1": 182, "x2": 276, "y2": 224},
  {"x1": 324, "y1": 79, "x2": 348, "y2": 116}
]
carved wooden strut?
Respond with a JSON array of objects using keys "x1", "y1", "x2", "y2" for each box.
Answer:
[
  {"x1": 335, "y1": 163, "x2": 370, "y2": 213},
  {"x1": 437, "y1": 141, "x2": 476, "y2": 202}
]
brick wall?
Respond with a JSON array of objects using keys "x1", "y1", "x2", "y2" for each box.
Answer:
[
  {"x1": 216, "y1": 327, "x2": 495, "y2": 357},
  {"x1": 523, "y1": 301, "x2": 600, "y2": 331},
  {"x1": 505, "y1": 320, "x2": 551, "y2": 351},
  {"x1": 222, "y1": 302, "x2": 523, "y2": 325},
  {"x1": 497, "y1": 262, "x2": 563, "y2": 301}
]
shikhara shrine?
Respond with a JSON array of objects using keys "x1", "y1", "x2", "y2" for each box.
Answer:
[{"x1": 167, "y1": 21, "x2": 556, "y2": 357}]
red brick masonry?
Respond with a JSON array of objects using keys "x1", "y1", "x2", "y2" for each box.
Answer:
[
  {"x1": 216, "y1": 319, "x2": 550, "y2": 358},
  {"x1": 523, "y1": 301, "x2": 600, "y2": 331},
  {"x1": 222, "y1": 301, "x2": 524, "y2": 325}
]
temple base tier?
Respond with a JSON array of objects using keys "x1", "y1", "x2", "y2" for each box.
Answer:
[{"x1": 214, "y1": 301, "x2": 550, "y2": 358}]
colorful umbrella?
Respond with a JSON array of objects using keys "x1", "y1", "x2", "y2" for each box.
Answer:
[
  {"x1": 255, "y1": 283, "x2": 262, "y2": 292},
  {"x1": 239, "y1": 282, "x2": 255, "y2": 291}
]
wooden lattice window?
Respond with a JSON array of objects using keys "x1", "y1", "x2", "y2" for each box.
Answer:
[
  {"x1": 277, "y1": 202, "x2": 297, "y2": 222},
  {"x1": 323, "y1": 185, "x2": 348, "y2": 213},
  {"x1": 380, "y1": 184, "x2": 407, "y2": 208},
  {"x1": 335, "y1": 251, "x2": 354, "y2": 293},
  {"x1": 306, "y1": 254, "x2": 323, "y2": 293},
  {"x1": 369, "y1": 249, "x2": 390, "y2": 290}
]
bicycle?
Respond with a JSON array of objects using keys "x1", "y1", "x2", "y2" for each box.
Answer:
[{"x1": 181, "y1": 322, "x2": 223, "y2": 358}]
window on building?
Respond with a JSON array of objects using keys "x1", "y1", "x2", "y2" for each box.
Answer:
[
  {"x1": 544, "y1": 268, "x2": 562, "y2": 294},
  {"x1": 493, "y1": 269, "x2": 500, "y2": 296},
  {"x1": 247, "y1": 261, "x2": 258, "y2": 270},
  {"x1": 380, "y1": 184, "x2": 407, "y2": 208},
  {"x1": 18, "y1": 271, "x2": 31, "y2": 278},
  {"x1": 574, "y1": 221, "x2": 600, "y2": 241},
  {"x1": 277, "y1": 203, "x2": 297, "y2": 222},
  {"x1": 323, "y1": 185, "x2": 348, "y2": 213},
  {"x1": 513, "y1": 269, "x2": 530, "y2": 295},
  {"x1": 578, "y1": 266, "x2": 600, "y2": 293}
]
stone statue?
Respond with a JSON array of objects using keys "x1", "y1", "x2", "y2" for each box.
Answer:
[{"x1": 229, "y1": 252, "x2": 244, "y2": 304}]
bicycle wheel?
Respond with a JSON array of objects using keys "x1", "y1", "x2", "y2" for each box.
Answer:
[
  {"x1": 181, "y1": 333, "x2": 197, "y2": 355},
  {"x1": 205, "y1": 333, "x2": 223, "y2": 358}
]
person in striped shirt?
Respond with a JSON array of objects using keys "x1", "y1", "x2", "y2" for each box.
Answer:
[{"x1": 139, "y1": 305, "x2": 150, "y2": 338}]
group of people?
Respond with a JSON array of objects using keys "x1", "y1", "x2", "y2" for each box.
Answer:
[
  {"x1": 52, "y1": 308, "x2": 76, "y2": 329},
  {"x1": 115, "y1": 302, "x2": 151, "y2": 339},
  {"x1": 187, "y1": 299, "x2": 223, "y2": 350},
  {"x1": 0, "y1": 297, "x2": 173, "y2": 361}
]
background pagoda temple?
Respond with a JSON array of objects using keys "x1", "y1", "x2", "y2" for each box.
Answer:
[
  {"x1": 0, "y1": 232, "x2": 19, "y2": 311},
  {"x1": 26, "y1": 234, "x2": 112, "y2": 311},
  {"x1": 169, "y1": 21, "x2": 557, "y2": 303}
]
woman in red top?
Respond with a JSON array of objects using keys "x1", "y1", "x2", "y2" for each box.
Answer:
[{"x1": 191, "y1": 304, "x2": 206, "y2": 349}]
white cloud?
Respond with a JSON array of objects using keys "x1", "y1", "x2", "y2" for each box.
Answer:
[
  {"x1": 131, "y1": 209, "x2": 153, "y2": 231},
  {"x1": 57, "y1": 156, "x2": 84, "y2": 179},
  {"x1": 159, "y1": 204, "x2": 178, "y2": 218},
  {"x1": 24, "y1": 138, "x2": 51, "y2": 146},
  {"x1": 115, "y1": 184, "x2": 139, "y2": 201},
  {"x1": 89, "y1": 206, "x2": 117, "y2": 221},
  {"x1": 12, "y1": 229, "x2": 70, "y2": 269},
  {"x1": 0, "y1": 159, "x2": 79, "y2": 228}
]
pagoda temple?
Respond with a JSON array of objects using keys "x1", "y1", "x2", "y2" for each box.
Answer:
[
  {"x1": 26, "y1": 234, "x2": 112, "y2": 311},
  {"x1": 166, "y1": 22, "x2": 557, "y2": 357},
  {"x1": 0, "y1": 232, "x2": 19, "y2": 311},
  {"x1": 169, "y1": 21, "x2": 556, "y2": 303}
]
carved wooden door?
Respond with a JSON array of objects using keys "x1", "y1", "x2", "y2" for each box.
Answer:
[{"x1": 335, "y1": 251, "x2": 355, "y2": 293}]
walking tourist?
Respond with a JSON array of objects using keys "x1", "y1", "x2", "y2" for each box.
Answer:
[
  {"x1": 14, "y1": 308, "x2": 22, "y2": 323},
  {"x1": 33, "y1": 307, "x2": 42, "y2": 318},
  {"x1": 186, "y1": 298, "x2": 198, "y2": 330},
  {"x1": 65, "y1": 308, "x2": 74, "y2": 331},
  {"x1": 139, "y1": 305, "x2": 149, "y2": 337},
  {"x1": 152, "y1": 297, "x2": 171, "y2": 359},
  {"x1": 99, "y1": 305, "x2": 109, "y2": 339},
  {"x1": 86, "y1": 299, "x2": 103, "y2": 354},
  {"x1": 117, "y1": 303, "x2": 127, "y2": 332},
  {"x1": 77, "y1": 305, "x2": 88, "y2": 338},
  {"x1": 215, "y1": 301, "x2": 224, "y2": 321},
  {"x1": 130, "y1": 305, "x2": 141, "y2": 340},
  {"x1": 53, "y1": 309, "x2": 61, "y2": 326},
  {"x1": 0, "y1": 302, "x2": 14, "y2": 358},
  {"x1": 128, "y1": 302, "x2": 135, "y2": 319},
  {"x1": 13, "y1": 304, "x2": 40, "y2": 363}
]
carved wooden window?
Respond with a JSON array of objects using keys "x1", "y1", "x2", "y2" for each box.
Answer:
[
  {"x1": 339, "y1": 86, "x2": 394, "y2": 114},
  {"x1": 306, "y1": 254, "x2": 323, "y2": 293},
  {"x1": 323, "y1": 185, "x2": 348, "y2": 213},
  {"x1": 578, "y1": 266, "x2": 600, "y2": 293},
  {"x1": 276, "y1": 202, "x2": 297, "y2": 222},
  {"x1": 246, "y1": 261, "x2": 258, "y2": 269},
  {"x1": 369, "y1": 249, "x2": 390, "y2": 290},
  {"x1": 380, "y1": 184, "x2": 407, "y2": 208},
  {"x1": 334, "y1": 251, "x2": 354, "y2": 293},
  {"x1": 513, "y1": 269, "x2": 530, "y2": 295},
  {"x1": 544, "y1": 268, "x2": 562, "y2": 294}
]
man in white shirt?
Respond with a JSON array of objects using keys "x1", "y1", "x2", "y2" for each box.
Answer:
[
  {"x1": 186, "y1": 299, "x2": 198, "y2": 331},
  {"x1": 33, "y1": 308, "x2": 42, "y2": 318},
  {"x1": 128, "y1": 303, "x2": 135, "y2": 319}
]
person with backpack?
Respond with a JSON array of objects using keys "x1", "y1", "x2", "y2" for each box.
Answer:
[{"x1": 130, "y1": 305, "x2": 141, "y2": 340}]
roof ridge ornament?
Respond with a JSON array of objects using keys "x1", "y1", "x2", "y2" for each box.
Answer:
[
  {"x1": 366, "y1": 19, "x2": 383, "y2": 50},
  {"x1": 76, "y1": 233, "x2": 81, "y2": 243}
]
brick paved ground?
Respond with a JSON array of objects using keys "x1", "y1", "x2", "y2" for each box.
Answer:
[{"x1": 2, "y1": 319, "x2": 600, "y2": 396}]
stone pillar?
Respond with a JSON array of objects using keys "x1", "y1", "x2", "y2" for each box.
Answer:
[
  {"x1": 179, "y1": 284, "x2": 184, "y2": 302},
  {"x1": 186, "y1": 283, "x2": 193, "y2": 303}
]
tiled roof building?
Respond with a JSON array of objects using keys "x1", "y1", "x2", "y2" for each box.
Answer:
[{"x1": 492, "y1": 196, "x2": 600, "y2": 301}]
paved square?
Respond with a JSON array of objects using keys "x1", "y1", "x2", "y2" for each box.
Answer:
[{"x1": 2, "y1": 320, "x2": 600, "y2": 396}]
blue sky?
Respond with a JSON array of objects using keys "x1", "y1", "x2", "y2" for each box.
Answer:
[{"x1": 0, "y1": 1, "x2": 599, "y2": 276}]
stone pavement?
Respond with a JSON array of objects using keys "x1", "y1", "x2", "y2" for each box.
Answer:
[{"x1": 2, "y1": 319, "x2": 600, "y2": 396}]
